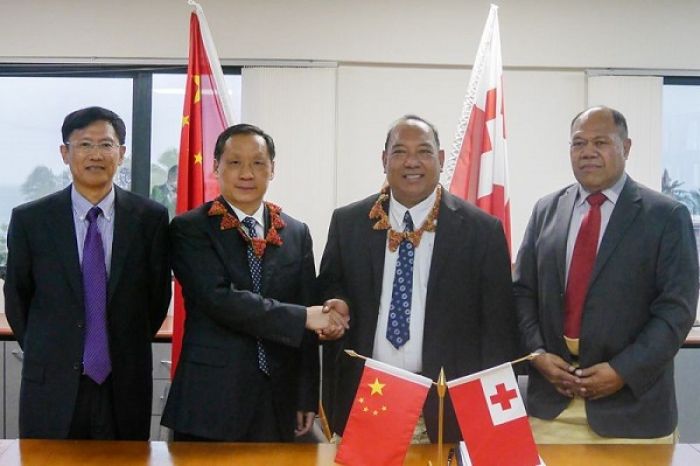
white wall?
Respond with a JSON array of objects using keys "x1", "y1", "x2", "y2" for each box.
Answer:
[{"x1": 1, "y1": 0, "x2": 693, "y2": 256}]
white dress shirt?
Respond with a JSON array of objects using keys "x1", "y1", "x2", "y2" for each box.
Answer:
[
  {"x1": 228, "y1": 201, "x2": 265, "y2": 238},
  {"x1": 372, "y1": 188, "x2": 438, "y2": 373}
]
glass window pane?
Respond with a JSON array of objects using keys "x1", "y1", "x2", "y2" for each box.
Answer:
[
  {"x1": 0, "y1": 76, "x2": 133, "y2": 267},
  {"x1": 150, "y1": 73, "x2": 241, "y2": 219},
  {"x1": 662, "y1": 83, "x2": 700, "y2": 322}
]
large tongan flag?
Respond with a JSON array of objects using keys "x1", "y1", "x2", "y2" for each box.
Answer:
[
  {"x1": 335, "y1": 358, "x2": 432, "y2": 466},
  {"x1": 447, "y1": 363, "x2": 540, "y2": 466},
  {"x1": 441, "y1": 4, "x2": 511, "y2": 251},
  {"x1": 172, "y1": 1, "x2": 235, "y2": 375}
]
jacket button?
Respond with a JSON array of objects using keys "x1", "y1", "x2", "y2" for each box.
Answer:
[
  {"x1": 73, "y1": 363, "x2": 81, "y2": 371},
  {"x1": 77, "y1": 322, "x2": 84, "y2": 328}
]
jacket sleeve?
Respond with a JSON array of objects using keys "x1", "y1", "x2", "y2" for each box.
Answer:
[
  {"x1": 147, "y1": 207, "x2": 172, "y2": 337},
  {"x1": 170, "y1": 214, "x2": 307, "y2": 348},
  {"x1": 609, "y1": 204, "x2": 699, "y2": 397},
  {"x1": 3, "y1": 208, "x2": 33, "y2": 348}
]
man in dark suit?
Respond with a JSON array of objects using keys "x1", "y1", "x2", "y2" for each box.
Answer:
[
  {"x1": 161, "y1": 124, "x2": 348, "y2": 442},
  {"x1": 514, "y1": 106, "x2": 698, "y2": 442},
  {"x1": 318, "y1": 115, "x2": 518, "y2": 442},
  {"x1": 4, "y1": 106, "x2": 171, "y2": 439}
]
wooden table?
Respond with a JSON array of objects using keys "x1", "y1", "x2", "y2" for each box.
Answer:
[{"x1": 0, "y1": 440, "x2": 699, "y2": 466}]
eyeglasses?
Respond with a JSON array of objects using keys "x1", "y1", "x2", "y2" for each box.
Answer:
[{"x1": 65, "y1": 141, "x2": 122, "y2": 154}]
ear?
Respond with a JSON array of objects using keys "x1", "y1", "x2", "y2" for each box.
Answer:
[
  {"x1": 438, "y1": 149, "x2": 445, "y2": 170},
  {"x1": 382, "y1": 151, "x2": 388, "y2": 174},
  {"x1": 117, "y1": 145, "x2": 126, "y2": 166},
  {"x1": 623, "y1": 138, "x2": 632, "y2": 160},
  {"x1": 269, "y1": 160, "x2": 275, "y2": 180},
  {"x1": 213, "y1": 159, "x2": 220, "y2": 178},
  {"x1": 60, "y1": 144, "x2": 70, "y2": 165}
]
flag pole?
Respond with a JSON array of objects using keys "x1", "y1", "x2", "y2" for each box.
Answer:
[
  {"x1": 511, "y1": 352, "x2": 540, "y2": 365},
  {"x1": 345, "y1": 350, "x2": 442, "y2": 386},
  {"x1": 436, "y1": 368, "x2": 447, "y2": 466}
]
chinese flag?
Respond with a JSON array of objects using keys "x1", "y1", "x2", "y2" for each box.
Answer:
[
  {"x1": 172, "y1": 9, "x2": 232, "y2": 375},
  {"x1": 335, "y1": 358, "x2": 432, "y2": 466},
  {"x1": 447, "y1": 363, "x2": 540, "y2": 466},
  {"x1": 442, "y1": 5, "x2": 511, "y2": 252}
]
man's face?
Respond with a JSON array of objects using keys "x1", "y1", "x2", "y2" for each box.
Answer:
[
  {"x1": 60, "y1": 120, "x2": 125, "y2": 194},
  {"x1": 570, "y1": 109, "x2": 630, "y2": 192},
  {"x1": 214, "y1": 133, "x2": 274, "y2": 215},
  {"x1": 382, "y1": 120, "x2": 444, "y2": 208}
]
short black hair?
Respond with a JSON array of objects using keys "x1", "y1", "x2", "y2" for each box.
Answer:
[
  {"x1": 61, "y1": 106, "x2": 126, "y2": 144},
  {"x1": 213, "y1": 124, "x2": 276, "y2": 162},
  {"x1": 384, "y1": 114, "x2": 441, "y2": 152},
  {"x1": 571, "y1": 106, "x2": 628, "y2": 140}
]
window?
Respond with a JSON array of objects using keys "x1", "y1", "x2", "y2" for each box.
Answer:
[{"x1": 0, "y1": 65, "x2": 241, "y2": 270}]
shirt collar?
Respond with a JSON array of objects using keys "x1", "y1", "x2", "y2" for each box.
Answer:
[
  {"x1": 389, "y1": 187, "x2": 438, "y2": 230},
  {"x1": 71, "y1": 184, "x2": 115, "y2": 221},
  {"x1": 226, "y1": 200, "x2": 265, "y2": 228},
  {"x1": 575, "y1": 172, "x2": 627, "y2": 208}
]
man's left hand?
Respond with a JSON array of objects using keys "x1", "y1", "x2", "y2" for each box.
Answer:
[
  {"x1": 295, "y1": 411, "x2": 316, "y2": 437},
  {"x1": 574, "y1": 362, "x2": 624, "y2": 400}
]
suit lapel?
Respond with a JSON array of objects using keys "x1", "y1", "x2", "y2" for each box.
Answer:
[
  {"x1": 108, "y1": 187, "x2": 140, "y2": 305},
  {"x1": 554, "y1": 186, "x2": 577, "y2": 290},
  {"x1": 589, "y1": 178, "x2": 641, "y2": 286},
  {"x1": 207, "y1": 198, "x2": 253, "y2": 290},
  {"x1": 425, "y1": 193, "x2": 462, "y2": 309},
  {"x1": 46, "y1": 186, "x2": 83, "y2": 303},
  {"x1": 368, "y1": 205, "x2": 388, "y2": 310}
]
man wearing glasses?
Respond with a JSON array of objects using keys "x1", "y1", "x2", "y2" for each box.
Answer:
[{"x1": 4, "y1": 106, "x2": 171, "y2": 439}]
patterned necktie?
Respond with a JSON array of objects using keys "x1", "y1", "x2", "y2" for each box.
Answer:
[
  {"x1": 564, "y1": 192, "x2": 607, "y2": 348},
  {"x1": 242, "y1": 216, "x2": 270, "y2": 376},
  {"x1": 82, "y1": 206, "x2": 111, "y2": 384},
  {"x1": 386, "y1": 211, "x2": 415, "y2": 349}
]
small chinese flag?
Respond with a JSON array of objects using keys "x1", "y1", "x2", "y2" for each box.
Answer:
[
  {"x1": 172, "y1": 8, "x2": 233, "y2": 376},
  {"x1": 447, "y1": 363, "x2": 540, "y2": 466},
  {"x1": 335, "y1": 358, "x2": 432, "y2": 466}
]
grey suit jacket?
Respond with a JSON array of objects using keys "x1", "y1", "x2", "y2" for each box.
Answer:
[
  {"x1": 513, "y1": 176, "x2": 698, "y2": 438},
  {"x1": 4, "y1": 185, "x2": 171, "y2": 439},
  {"x1": 318, "y1": 189, "x2": 518, "y2": 442},
  {"x1": 161, "y1": 197, "x2": 319, "y2": 441}
]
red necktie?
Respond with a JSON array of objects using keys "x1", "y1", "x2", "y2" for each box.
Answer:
[{"x1": 564, "y1": 192, "x2": 607, "y2": 344}]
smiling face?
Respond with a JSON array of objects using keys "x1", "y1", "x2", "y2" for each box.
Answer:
[
  {"x1": 60, "y1": 120, "x2": 125, "y2": 202},
  {"x1": 214, "y1": 133, "x2": 274, "y2": 215},
  {"x1": 570, "y1": 108, "x2": 630, "y2": 193},
  {"x1": 383, "y1": 119, "x2": 444, "y2": 207}
]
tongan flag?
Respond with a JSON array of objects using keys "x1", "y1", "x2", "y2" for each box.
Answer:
[
  {"x1": 441, "y1": 4, "x2": 511, "y2": 252},
  {"x1": 172, "y1": 1, "x2": 235, "y2": 376},
  {"x1": 447, "y1": 363, "x2": 540, "y2": 466},
  {"x1": 335, "y1": 358, "x2": 432, "y2": 466}
]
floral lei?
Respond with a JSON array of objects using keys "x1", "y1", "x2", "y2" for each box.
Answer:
[
  {"x1": 207, "y1": 198, "x2": 285, "y2": 257},
  {"x1": 369, "y1": 184, "x2": 442, "y2": 252}
]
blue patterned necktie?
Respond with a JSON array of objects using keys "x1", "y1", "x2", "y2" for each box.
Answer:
[
  {"x1": 386, "y1": 211, "x2": 414, "y2": 349},
  {"x1": 242, "y1": 216, "x2": 270, "y2": 376},
  {"x1": 82, "y1": 206, "x2": 111, "y2": 384}
]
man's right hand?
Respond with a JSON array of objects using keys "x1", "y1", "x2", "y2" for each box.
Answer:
[
  {"x1": 305, "y1": 302, "x2": 349, "y2": 339},
  {"x1": 531, "y1": 352, "x2": 578, "y2": 398}
]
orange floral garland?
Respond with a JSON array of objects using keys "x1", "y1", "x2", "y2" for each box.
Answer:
[
  {"x1": 207, "y1": 198, "x2": 285, "y2": 257},
  {"x1": 369, "y1": 185, "x2": 442, "y2": 252}
]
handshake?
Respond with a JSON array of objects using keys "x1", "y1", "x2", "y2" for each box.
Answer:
[{"x1": 305, "y1": 298, "x2": 350, "y2": 341}]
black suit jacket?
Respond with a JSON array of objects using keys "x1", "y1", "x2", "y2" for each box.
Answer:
[
  {"x1": 318, "y1": 189, "x2": 518, "y2": 442},
  {"x1": 513, "y1": 177, "x2": 698, "y2": 438},
  {"x1": 4, "y1": 185, "x2": 171, "y2": 439},
  {"x1": 160, "y1": 198, "x2": 319, "y2": 441}
]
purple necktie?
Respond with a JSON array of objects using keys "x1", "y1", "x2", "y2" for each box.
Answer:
[{"x1": 82, "y1": 206, "x2": 111, "y2": 384}]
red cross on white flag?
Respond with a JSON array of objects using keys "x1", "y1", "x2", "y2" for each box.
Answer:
[
  {"x1": 442, "y1": 4, "x2": 511, "y2": 253},
  {"x1": 447, "y1": 362, "x2": 540, "y2": 466}
]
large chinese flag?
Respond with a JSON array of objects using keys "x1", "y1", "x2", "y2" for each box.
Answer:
[
  {"x1": 172, "y1": 6, "x2": 234, "y2": 375},
  {"x1": 442, "y1": 4, "x2": 511, "y2": 251},
  {"x1": 335, "y1": 358, "x2": 432, "y2": 466},
  {"x1": 447, "y1": 363, "x2": 540, "y2": 466}
]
